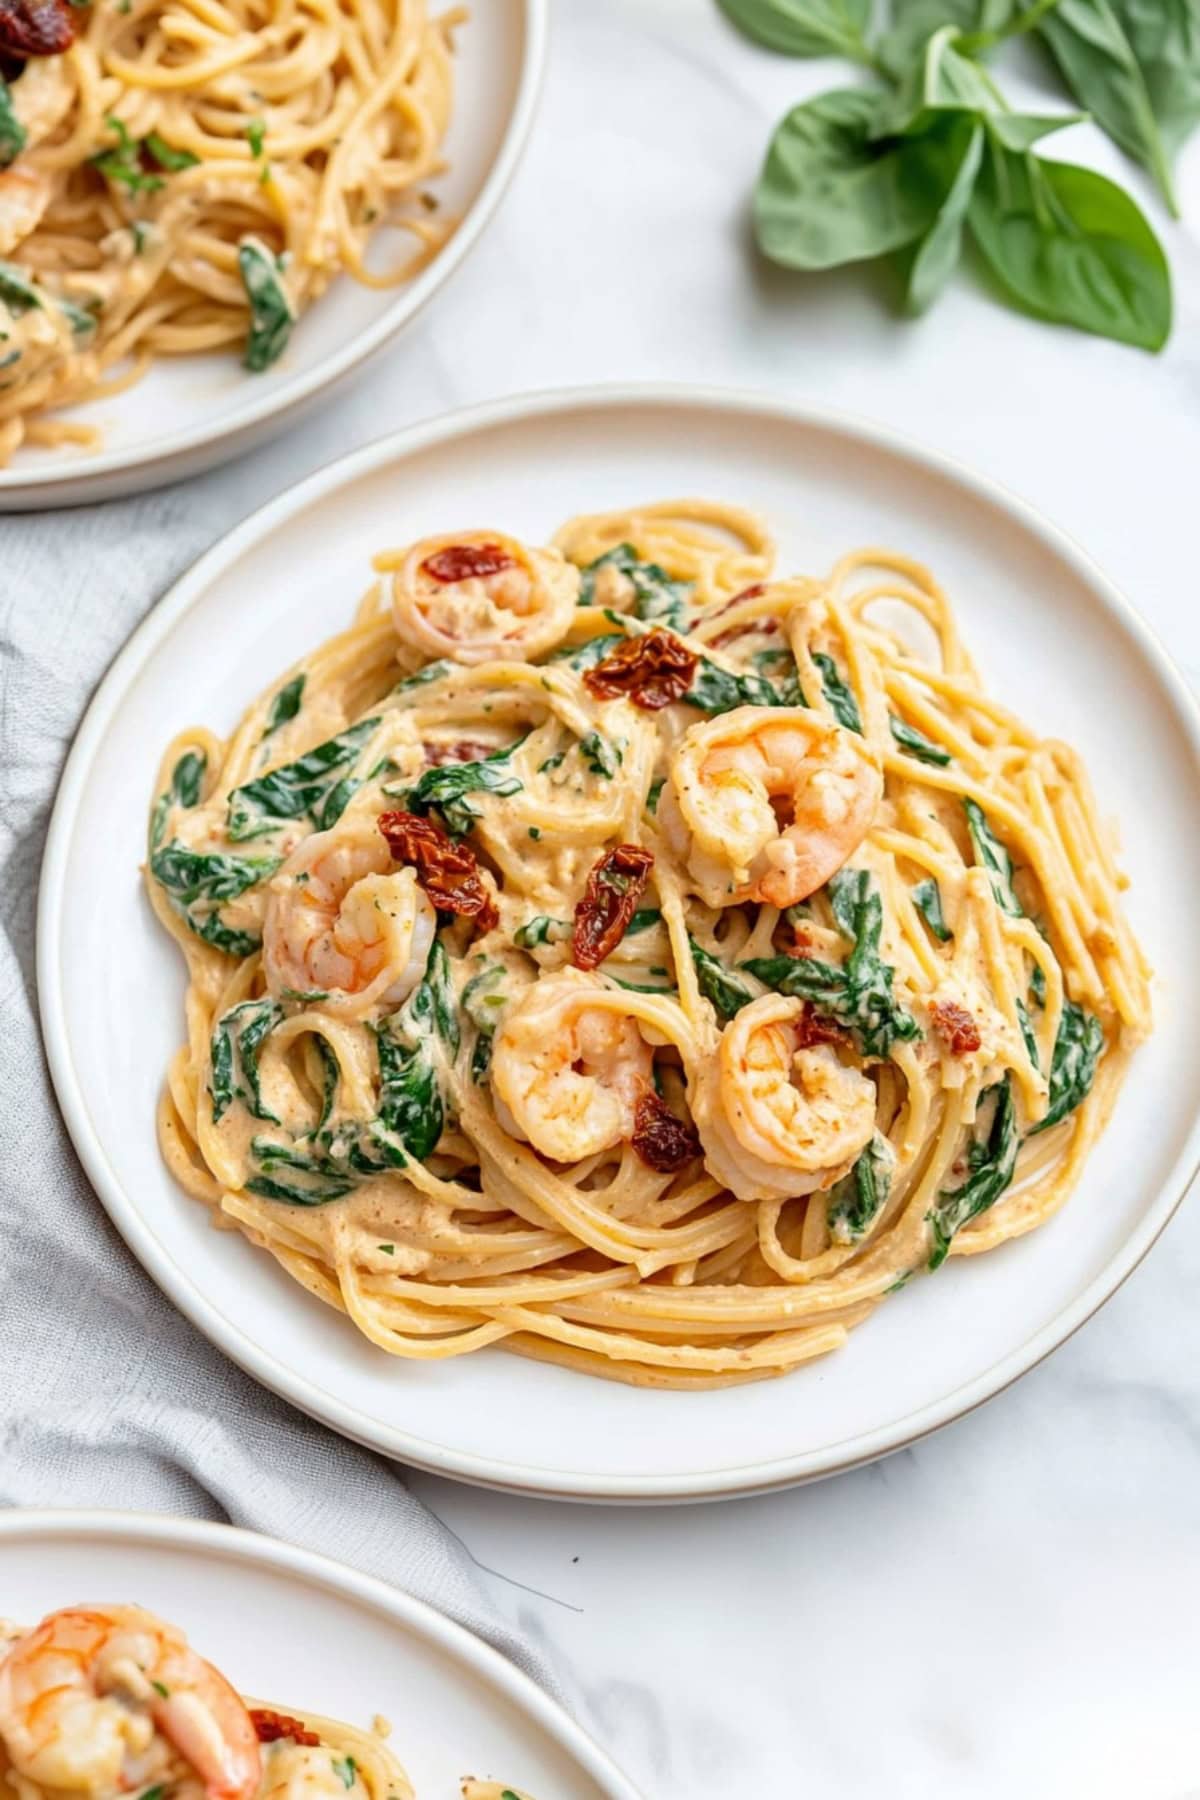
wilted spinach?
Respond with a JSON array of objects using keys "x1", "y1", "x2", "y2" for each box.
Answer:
[
  {"x1": 926, "y1": 1075, "x2": 1018, "y2": 1267},
  {"x1": 227, "y1": 717, "x2": 379, "y2": 840},
  {"x1": 827, "y1": 1133, "x2": 896, "y2": 1243},
  {"x1": 150, "y1": 842, "x2": 280, "y2": 956},
  {"x1": 579, "y1": 543, "x2": 692, "y2": 631}
]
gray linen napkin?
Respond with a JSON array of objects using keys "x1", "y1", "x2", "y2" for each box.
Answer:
[{"x1": 0, "y1": 480, "x2": 553, "y2": 1692}]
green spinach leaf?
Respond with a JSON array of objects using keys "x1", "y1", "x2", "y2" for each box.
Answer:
[
  {"x1": 227, "y1": 717, "x2": 379, "y2": 840},
  {"x1": 963, "y1": 796, "x2": 1022, "y2": 916},
  {"x1": 209, "y1": 997, "x2": 283, "y2": 1123},
  {"x1": 399, "y1": 739, "x2": 524, "y2": 835},
  {"x1": 812, "y1": 650, "x2": 863, "y2": 732},
  {"x1": 579, "y1": 544, "x2": 691, "y2": 631},
  {"x1": 912, "y1": 876, "x2": 952, "y2": 941},
  {"x1": 890, "y1": 713, "x2": 951, "y2": 764},
  {"x1": 238, "y1": 237, "x2": 294, "y2": 371},
  {"x1": 149, "y1": 748, "x2": 207, "y2": 851},
  {"x1": 927, "y1": 1075, "x2": 1018, "y2": 1267},
  {"x1": 827, "y1": 1132, "x2": 896, "y2": 1243},
  {"x1": 689, "y1": 936, "x2": 757, "y2": 1020},
  {"x1": 0, "y1": 81, "x2": 27, "y2": 169},
  {"x1": 263, "y1": 674, "x2": 305, "y2": 737},
  {"x1": 685, "y1": 657, "x2": 779, "y2": 716},
  {"x1": 1030, "y1": 999, "x2": 1104, "y2": 1132},
  {"x1": 150, "y1": 843, "x2": 280, "y2": 956}
]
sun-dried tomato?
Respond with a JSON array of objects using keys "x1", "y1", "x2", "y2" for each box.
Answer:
[
  {"x1": 793, "y1": 1005, "x2": 851, "y2": 1050},
  {"x1": 420, "y1": 543, "x2": 515, "y2": 584},
  {"x1": 378, "y1": 810, "x2": 497, "y2": 933},
  {"x1": 581, "y1": 629, "x2": 697, "y2": 711},
  {"x1": 422, "y1": 739, "x2": 495, "y2": 767},
  {"x1": 572, "y1": 844, "x2": 654, "y2": 970},
  {"x1": 930, "y1": 999, "x2": 982, "y2": 1057},
  {"x1": 250, "y1": 1711, "x2": 320, "y2": 1748},
  {"x1": 631, "y1": 1089, "x2": 701, "y2": 1173},
  {"x1": 0, "y1": 0, "x2": 74, "y2": 56}
]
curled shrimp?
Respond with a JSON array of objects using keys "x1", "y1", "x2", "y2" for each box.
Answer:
[
  {"x1": 0, "y1": 1604, "x2": 261, "y2": 1800},
  {"x1": 693, "y1": 994, "x2": 876, "y2": 1202},
  {"x1": 263, "y1": 817, "x2": 436, "y2": 1019},
  {"x1": 0, "y1": 165, "x2": 52, "y2": 257},
  {"x1": 387, "y1": 531, "x2": 579, "y2": 666},
  {"x1": 491, "y1": 966, "x2": 653, "y2": 1162},
  {"x1": 664, "y1": 705, "x2": 881, "y2": 909}
]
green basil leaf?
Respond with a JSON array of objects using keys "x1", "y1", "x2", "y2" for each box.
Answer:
[
  {"x1": 969, "y1": 144, "x2": 1171, "y2": 351},
  {"x1": 1111, "y1": 0, "x2": 1200, "y2": 165},
  {"x1": 717, "y1": 0, "x2": 871, "y2": 59},
  {"x1": 877, "y1": 0, "x2": 1013, "y2": 77},
  {"x1": 871, "y1": 26, "x2": 999, "y2": 138},
  {"x1": 238, "y1": 236, "x2": 293, "y2": 371},
  {"x1": 905, "y1": 120, "x2": 985, "y2": 313},
  {"x1": 755, "y1": 88, "x2": 945, "y2": 271},
  {"x1": 1039, "y1": 0, "x2": 1178, "y2": 213}
]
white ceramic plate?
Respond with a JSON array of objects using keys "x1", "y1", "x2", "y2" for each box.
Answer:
[
  {"x1": 0, "y1": 0, "x2": 544, "y2": 512},
  {"x1": 38, "y1": 386, "x2": 1200, "y2": 1501},
  {"x1": 0, "y1": 1510, "x2": 638, "y2": 1799}
]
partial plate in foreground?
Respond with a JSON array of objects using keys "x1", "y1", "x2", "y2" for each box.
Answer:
[
  {"x1": 0, "y1": 1511, "x2": 638, "y2": 1799},
  {"x1": 0, "y1": 0, "x2": 544, "y2": 512},
  {"x1": 38, "y1": 387, "x2": 1200, "y2": 1500}
]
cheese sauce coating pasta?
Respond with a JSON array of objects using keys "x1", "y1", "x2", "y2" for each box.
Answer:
[
  {"x1": 145, "y1": 498, "x2": 1151, "y2": 1389},
  {"x1": 0, "y1": 0, "x2": 459, "y2": 462}
]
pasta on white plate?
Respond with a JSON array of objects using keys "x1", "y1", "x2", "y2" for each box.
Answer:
[
  {"x1": 145, "y1": 497, "x2": 1151, "y2": 1391},
  {"x1": 0, "y1": 0, "x2": 460, "y2": 462},
  {"x1": 0, "y1": 1604, "x2": 536, "y2": 1800}
]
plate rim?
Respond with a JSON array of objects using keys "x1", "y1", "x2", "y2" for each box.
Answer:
[
  {"x1": 37, "y1": 381, "x2": 1200, "y2": 1502},
  {"x1": 0, "y1": 1507, "x2": 642, "y2": 1799},
  {"x1": 0, "y1": 0, "x2": 547, "y2": 498}
]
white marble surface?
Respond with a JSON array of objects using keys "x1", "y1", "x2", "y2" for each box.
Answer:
[{"x1": 80, "y1": 0, "x2": 1200, "y2": 1792}]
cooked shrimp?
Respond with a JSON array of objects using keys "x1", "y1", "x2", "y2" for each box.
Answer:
[
  {"x1": 12, "y1": 60, "x2": 74, "y2": 143},
  {"x1": 258, "y1": 1741, "x2": 364, "y2": 1800},
  {"x1": 665, "y1": 705, "x2": 882, "y2": 908},
  {"x1": 263, "y1": 818, "x2": 436, "y2": 1019},
  {"x1": 387, "y1": 531, "x2": 579, "y2": 665},
  {"x1": 0, "y1": 166, "x2": 52, "y2": 257},
  {"x1": 693, "y1": 994, "x2": 876, "y2": 1202},
  {"x1": 0, "y1": 1604, "x2": 260, "y2": 1800},
  {"x1": 491, "y1": 967, "x2": 652, "y2": 1162}
]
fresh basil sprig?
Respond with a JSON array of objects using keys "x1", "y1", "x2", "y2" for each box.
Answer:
[{"x1": 733, "y1": 0, "x2": 1178, "y2": 350}]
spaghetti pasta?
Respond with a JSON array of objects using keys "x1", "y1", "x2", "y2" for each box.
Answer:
[
  {"x1": 0, "y1": 0, "x2": 459, "y2": 461},
  {"x1": 145, "y1": 498, "x2": 1151, "y2": 1390}
]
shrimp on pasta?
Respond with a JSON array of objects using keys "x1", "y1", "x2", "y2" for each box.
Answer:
[{"x1": 145, "y1": 499, "x2": 1151, "y2": 1389}]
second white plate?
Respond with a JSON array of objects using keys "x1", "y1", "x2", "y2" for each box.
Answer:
[
  {"x1": 0, "y1": 1511, "x2": 637, "y2": 1799},
  {"x1": 38, "y1": 386, "x2": 1200, "y2": 1499}
]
